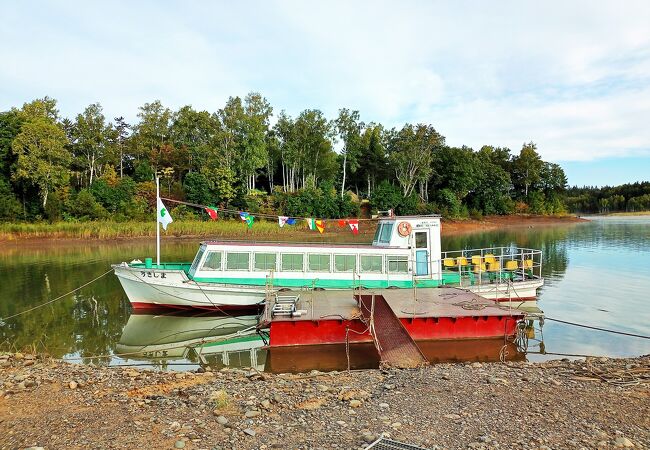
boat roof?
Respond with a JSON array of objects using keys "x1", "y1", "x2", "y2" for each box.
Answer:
[
  {"x1": 378, "y1": 214, "x2": 441, "y2": 220},
  {"x1": 200, "y1": 240, "x2": 402, "y2": 249}
]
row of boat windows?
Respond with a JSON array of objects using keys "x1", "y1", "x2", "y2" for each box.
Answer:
[{"x1": 199, "y1": 250, "x2": 410, "y2": 273}]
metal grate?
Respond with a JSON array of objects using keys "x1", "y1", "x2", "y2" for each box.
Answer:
[
  {"x1": 357, "y1": 294, "x2": 427, "y2": 368},
  {"x1": 366, "y1": 437, "x2": 431, "y2": 449}
]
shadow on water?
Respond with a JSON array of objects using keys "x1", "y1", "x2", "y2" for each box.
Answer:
[{"x1": 1, "y1": 216, "x2": 649, "y2": 369}]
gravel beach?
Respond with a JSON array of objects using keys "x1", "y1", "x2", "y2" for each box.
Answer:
[{"x1": 1, "y1": 353, "x2": 648, "y2": 450}]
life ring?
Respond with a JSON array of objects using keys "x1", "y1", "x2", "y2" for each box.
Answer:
[{"x1": 397, "y1": 221, "x2": 412, "y2": 237}]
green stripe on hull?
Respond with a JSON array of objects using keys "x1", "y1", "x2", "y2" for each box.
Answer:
[{"x1": 191, "y1": 276, "x2": 453, "y2": 289}]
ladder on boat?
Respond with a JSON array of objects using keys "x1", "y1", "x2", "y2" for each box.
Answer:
[{"x1": 356, "y1": 294, "x2": 427, "y2": 369}]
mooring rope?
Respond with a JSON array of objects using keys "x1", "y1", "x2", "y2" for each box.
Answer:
[
  {"x1": 535, "y1": 316, "x2": 650, "y2": 340},
  {"x1": 0, "y1": 268, "x2": 115, "y2": 322}
]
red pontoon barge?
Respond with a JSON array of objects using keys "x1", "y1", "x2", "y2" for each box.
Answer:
[{"x1": 260, "y1": 287, "x2": 525, "y2": 361}]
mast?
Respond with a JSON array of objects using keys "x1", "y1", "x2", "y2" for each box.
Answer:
[{"x1": 156, "y1": 175, "x2": 160, "y2": 267}]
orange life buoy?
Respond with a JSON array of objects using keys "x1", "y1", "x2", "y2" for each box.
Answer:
[{"x1": 397, "y1": 221, "x2": 412, "y2": 237}]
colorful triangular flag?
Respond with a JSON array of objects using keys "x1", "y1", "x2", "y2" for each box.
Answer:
[
  {"x1": 205, "y1": 207, "x2": 218, "y2": 220},
  {"x1": 278, "y1": 216, "x2": 288, "y2": 227},
  {"x1": 315, "y1": 219, "x2": 325, "y2": 234},
  {"x1": 306, "y1": 218, "x2": 316, "y2": 230},
  {"x1": 239, "y1": 212, "x2": 254, "y2": 229},
  {"x1": 337, "y1": 219, "x2": 346, "y2": 227},
  {"x1": 348, "y1": 219, "x2": 359, "y2": 235},
  {"x1": 286, "y1": 218, "x2": 297, "y2": 225}
]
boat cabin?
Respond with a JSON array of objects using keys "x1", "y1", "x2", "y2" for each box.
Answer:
[{"x1": 187, "y1": 215, "x2": 445, "y2": 289}]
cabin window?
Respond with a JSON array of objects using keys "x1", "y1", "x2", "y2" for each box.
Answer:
[
  {"x1": 334, "y1": 254, "x2": 356, "y2": 272},
  {"x1": 373, "y1": 224, "x2": 383, "y2": 242},
  {"x1": 202, "y1": 251, "x2": 223, "y2": 270},
  {"x1": 308, "y1": 254, "x2": 331, "y2": 272},
  {"x1": 379, "y1": 223, "x2": 394, "y2": 243},
  {"x1": 254, "y1": 253, "x2": 277, "y2": 271},
  {"x1": 226, "y1": 252, "x2": 250, "y2": 270},
  {"x1": 387, "y1": 255, "x2": 409, "y2": 273},
  {"x1": 189, "y1": 246, "x2": 206, "y2": 276},
  {"x1": 281, "y1": 253, "x2": 304, "y2": 271},
  {"x1": 360, "y1": 255, "x2": 383, "y2": 272}
]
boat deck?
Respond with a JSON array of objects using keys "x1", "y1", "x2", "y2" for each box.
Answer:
[
  {"x1": 266, "y1": 286, "x2": 522, "y2": 323},
  {"x1": 264, "y1": 287, "x2": 526, "y2": 347}
]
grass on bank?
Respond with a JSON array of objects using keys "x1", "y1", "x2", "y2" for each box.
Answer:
[{"x1": 0, "y1": 219, "x2": 376, "y2": 241}]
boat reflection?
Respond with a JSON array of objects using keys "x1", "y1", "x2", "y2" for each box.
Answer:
[
  {"x1": 115, "y1": 311, "x2": 264, "y2": 369},
  {"x1": 116, "y1": 311, "x2": 544, "y2": 372}
]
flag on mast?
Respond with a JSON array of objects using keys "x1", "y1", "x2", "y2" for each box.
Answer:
[{"x1": 157, "y1": 198, "x2": 173, "y2": 230}]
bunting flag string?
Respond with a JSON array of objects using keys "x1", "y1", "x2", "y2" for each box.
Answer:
[{"x1": 159, "y1": 197, "x2": 394, "y2": 233}]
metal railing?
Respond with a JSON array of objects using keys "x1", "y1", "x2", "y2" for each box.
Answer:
[{"x1": 439, "y1": 246, "x2": 542, "y2": 287}]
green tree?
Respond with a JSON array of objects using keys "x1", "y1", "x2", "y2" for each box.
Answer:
[
  {"x1": 335, "y1": 108, "x2": 362, "y2": 198},
  {"x1": 132, "y1": 100, "x2": 172, "y2": 169},
  {"x1": 357, "y1": 123, "x2": 387, "y2": 197},
  {"x1": 240, "y1": 92, "x2": 272, "y2": 192},
  {"x1": 387, "y1": 124, "x2": 444, "y2": 199},
  {"x1": 512, "y1": 142, "x2": 543, "y2": 198},
  {"x1": 11, "y1": 119, "x2": 71, "y2": 207},
  {"x1": 73, "y1": 103, "x2": 112, "y2": 186}
]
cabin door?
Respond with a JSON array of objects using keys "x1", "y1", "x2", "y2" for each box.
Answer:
[{"x1": 414, "y1": 230, "x2": 430, "y2": 276}]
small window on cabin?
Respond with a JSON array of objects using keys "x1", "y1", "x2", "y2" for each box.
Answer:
[
  {"x1": 226, "y1": 252, "x2": 250, "y2": 270},
  {"x1": 254, "y1": 253, "x2": 277, "y2": 271},
  {"x1": 202, "y1": 251, "x2": 223, "y2": 270},
  {"x1": 281, "y1": 253, "x2": 304, "y2": 271},
  {"x1": 373, "y1": 224, "x2": 383, "y2": 242},
  {"x1": 387, "y1": 255, "x2": 409, "y2": 273},
  {"x1": 415, "y1": 232, "x2": 428, "y2": 249},
  {"x1": 360, "y1": 255, "x2": 382, "y2": 272},
  {"x1": 189, "y1": 246, "x2": 206, "y2": 275},
  {"x1": 334, "y1": 254, "x2": 356, "y2": 272},
  {"x1": 379, "y1": 223, "x2": 394, "y2": 243},
  {"x1": 308, "y1": 254, "x2": 330, "y2": 272}
]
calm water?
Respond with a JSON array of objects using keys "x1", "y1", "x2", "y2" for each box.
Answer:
[{"x1": 0, "y1": 216, "x2": 648, "y2": 370}]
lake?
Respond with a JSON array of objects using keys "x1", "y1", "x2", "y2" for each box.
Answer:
[{"x1": 1, "y1": 216, "x2": 648, "y2": 371}]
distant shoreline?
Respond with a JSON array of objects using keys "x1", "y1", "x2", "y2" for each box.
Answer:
[{"x1": 0, "y1": 214, "x2": 587, "y2": 243}]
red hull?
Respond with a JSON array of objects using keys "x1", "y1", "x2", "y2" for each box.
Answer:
[
  {"x1": 269, "y1": 314, "x2": 522, "y2": 347},
  {"x1": 130, "y1": 301, "x2": 261, "y2": 313}
]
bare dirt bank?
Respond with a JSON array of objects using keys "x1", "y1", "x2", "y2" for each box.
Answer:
[
  {"x1": 441, "y1": 215, "x2": 587, "y2": 236},
  {"x1": 1, "y1": 353, "x2": 647, "y2": 449}
]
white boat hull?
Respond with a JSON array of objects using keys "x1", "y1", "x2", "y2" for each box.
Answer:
[
  {"x1": 465, "y1": 278, "x2": 543, "y2": 307},
  {"x1": 112, "y1": 264, "x2": 266, "y2": 311}
]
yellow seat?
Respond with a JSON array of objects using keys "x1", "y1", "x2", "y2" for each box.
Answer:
[
  {"x1": 484, "y1": 254, "x2": 496, "y2": 264},
  {"x1": 520, "y1": 259, "x2": 533, "y2": 269},
  {"x1": 505, "y1": 260, "x2": 518, "y2": 271},
  {"x1": 443, "y1": 258, "x2": 456, "y2": 268},
  {"x1": 471, "y1": 255, "x2": 482, "y2": 265},
  {"x1": 487, "y1": 261, "x2": 501, "y2": 272},
  {"x1": 473, "y1": 263, "x2": 486, "y2": 273},
  {"x1": 457, "y1": 257, "x2": 469, "y2": 267}
]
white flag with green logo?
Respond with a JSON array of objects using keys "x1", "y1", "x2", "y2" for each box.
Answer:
[{"x1": 157, "y1": 198, "x2": 173, "y2": 230}]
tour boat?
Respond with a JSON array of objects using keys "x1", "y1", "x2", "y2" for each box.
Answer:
[{"x1": 113, "y1": 214, "x2": 544, "y2": 311}]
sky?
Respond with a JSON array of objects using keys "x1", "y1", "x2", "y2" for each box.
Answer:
[{"x1": 1, "y1": 1, "x2": 649, "y2": 187}]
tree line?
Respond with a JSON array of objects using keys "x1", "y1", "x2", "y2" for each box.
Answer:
[
  {"x1": 565, "y1": 182, "x2": 650, "y2": 214},
  {"x1": 0, "y1": 94, "x2": 571, "y2": 223}
]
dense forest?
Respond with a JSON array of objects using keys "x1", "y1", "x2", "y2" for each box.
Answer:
[
  {"x1": 565, "y1": 182, "x2": 650, "y2": 214},
  {"x1": 0, "y1": 94, "x2": 578, "y2": 224}
]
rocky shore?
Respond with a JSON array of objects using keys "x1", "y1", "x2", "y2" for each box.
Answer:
[{"x1": 1, "y1": 353, "x2": 648, "y2": 450}]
